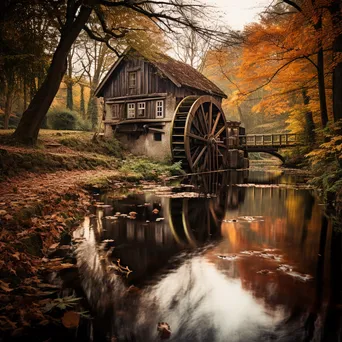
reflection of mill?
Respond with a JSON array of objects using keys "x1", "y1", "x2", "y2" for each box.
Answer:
[
  {"x1": 87, "y1": 171, "x2": 248, "y2": 283},
  {"x1": 168, "y1": 171, "x2": 247, "y2": 247}
]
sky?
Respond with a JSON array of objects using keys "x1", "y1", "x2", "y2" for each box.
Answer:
[{"x1": 204, "y1": 0, "x2": 272, "y2": 30}]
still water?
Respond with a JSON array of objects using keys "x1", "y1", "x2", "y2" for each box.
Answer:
[{"x1": 73, "y1": 169, "x2": 341, "y2": 342}]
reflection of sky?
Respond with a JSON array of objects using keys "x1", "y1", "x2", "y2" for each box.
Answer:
[
  {"x1": 142, "y1": 257, "x2": 283, "y2": 341},
  {"x1": 73, "y1": 177, "x2": 328, "y2": 341}
]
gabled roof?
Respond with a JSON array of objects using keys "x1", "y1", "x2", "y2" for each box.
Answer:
[{"x1": 94, "y1": 48, "x2": 227, "y2": 98}]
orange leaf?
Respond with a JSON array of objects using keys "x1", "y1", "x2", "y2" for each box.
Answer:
[
  {"x1": 62, "y1": 311, "x2": 80, "y2": 329},
  {"x1": 0, "y1": 280, "x2": 12, "y2": 292}
]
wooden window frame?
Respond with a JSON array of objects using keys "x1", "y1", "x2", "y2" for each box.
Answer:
[
  {"x1": 137, "y1": 102, "x2": 146, "y2": 118},
  {"x1": 111, "y1": 104, "x2": 120, "y2": 119},
  {"x1": 128, "y1": 72, "x2": 137, "y2": 90},
  {"x1": 156, "y1": 100, "x2": 164, "y2": 118},
  {"x1": 127, "y1": 103, "x2": 136, "y2": 119}
]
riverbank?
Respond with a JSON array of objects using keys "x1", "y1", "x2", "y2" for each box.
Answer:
[{"x1": 0, "y1": 130, "x2": 184, "y2": 339}]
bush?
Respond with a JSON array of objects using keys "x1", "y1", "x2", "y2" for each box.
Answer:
[{"x1": 47, "y1": 108, "x2": 91, "y2": 131}]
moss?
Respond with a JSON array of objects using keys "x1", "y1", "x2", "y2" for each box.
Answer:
[{"x1": 59, "y1": 136, "x2": 123, "y2": 158}]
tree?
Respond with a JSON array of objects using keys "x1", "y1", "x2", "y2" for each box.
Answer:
[
  {"x1": 79, "y1": 38, "x2": 114, "y2": 130},
  {"x1": 208, "y1": 0, "x2": 339, "y2": 145},
  {"x1": 0, "y1": 0, "x2": 51, "y2": 128},
  {"x1": 328, "y1": 0, "x2": 342, "y2": 122},
  {"x1": 9, "y1": 0, "x2": 228, "y2": 144},
  {"x1": 282, "y1": 0, "x2": 330, "y2": 127},
  {"x1": 172, "y1": 27, "x2": 212, "y2": 70}
]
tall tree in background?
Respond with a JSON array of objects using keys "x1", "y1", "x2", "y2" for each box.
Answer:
[
  {"x1": 173, "y1": 28, "x2": 212, "y2": 70},
  {"x1": 328, "y1": 0, "x2": 342, "y2": 122},
  {"x1": 6, "y1": 0, "x2": 227, "y2": 144},
  {"x1": 79, "y1": 38, "x2": 114, "y2": 130}
]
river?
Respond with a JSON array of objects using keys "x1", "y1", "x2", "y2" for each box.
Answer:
[{"x1": 71, "y1": 167, "x2": 342, "y2": 342}]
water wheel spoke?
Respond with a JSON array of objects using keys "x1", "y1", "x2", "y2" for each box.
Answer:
[
  {"x1": 192, "y1": 116, "x2": 204, "y2": 136},
  {"x1": 214, "y1": 126, "x2": 226, "y2": 139},
  {"x1": 190, "y1": 146, "x2": 201, "y2": 162},
  {"x1": 211, "y1": 112, "x2": 221, "y2": 135},
  {"x1": 216, "y1": 146, "x2": 219, "y2": 169},
  {"x1": 188, "y1": 132, "x2": 207, "y2": 143},
  {"x1": 212, "y1": 146, "x2": 216, "y2": 170},
  {"x1": 193, "y1": 146, "x2": 207, "y2": 168},
  {"x1": 208, "y1": 103, "x2": 213, "y2": 133},
  {"x1": 202, "y1": 153, "x2": 208, "y2": 171},
  {"x1": 208, "y1": 146, "x2": 212, "y2": 172},
  {"x1": 200, "y1": 105, "x2": 209, "y2": 133}
]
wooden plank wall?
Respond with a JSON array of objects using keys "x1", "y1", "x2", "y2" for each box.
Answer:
[{"x1": 103, "y1": 57, "x2": 211, "y2": 99}]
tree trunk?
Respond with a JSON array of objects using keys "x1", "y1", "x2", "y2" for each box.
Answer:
[
  {"x1": 86, "y1": 43, "x2": 107, "y2": 131},
  {"x1": 23, "y1": 79, "x2": 27, "y2": 112},
  {"x1": 13, "y1": 5, "x2": 92, "y2": 144},
  {"x1": 3, "y1": 84, "x2": 14, "y2": 130},
  {"x1": 317, "y1": 47, "x2": 329, "y2": 127},
  {"x1": 66, "y1": 82, "x2": 73, "y2": 110},
  {"x1": 329, "y1": 1, "x2": 342, "y2": 122},
  {"x1": 332, "y1": 36, "x2": 342, "y2": 122},
  {"x1": 88, "y1": 96, "x2": 98, "y2": 130},
  {"x1": 80, "y1": 84, "x2": 85, "y2": 118},
  {"x1": 66, "y1": 54, "x2": 73, "y2": 110},
  {"x1": 301, "y1": 89, "x2": 316, "y2": 147}
]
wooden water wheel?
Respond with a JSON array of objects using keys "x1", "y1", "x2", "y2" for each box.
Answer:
[{"x1": 170, "y1": 95, "x2": 229, "y2": 172}]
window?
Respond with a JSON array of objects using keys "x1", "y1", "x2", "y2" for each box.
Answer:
[
  {"x1": 137, "y1": 102, "x2": 146, "y2": 117},
  {"x1": 154, "y1": 133, "x2": 162, "y2": 141},
  {"x1": 127, "y1": 103, "x2": 135, "y2": 119},
  {"x1": 156, "y1": 100, "x2": 164, "y2": 118},
  {"x1": 128, "y1": 72, "x2": 136, "y2": 89},
  {"x1": 111, "y1": 104, "x2": 120, "y2": 119}
]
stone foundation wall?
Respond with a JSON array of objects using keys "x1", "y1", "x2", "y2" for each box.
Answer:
[{"x1": 115, "y1": 123, "x2": 172, "y2": 161}]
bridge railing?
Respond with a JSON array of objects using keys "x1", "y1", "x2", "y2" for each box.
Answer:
[{"x1": 238, "y1": 133, "x2": 301, "y2": 147}]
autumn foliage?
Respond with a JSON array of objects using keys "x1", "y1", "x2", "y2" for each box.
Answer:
[{"x1": 205, "y1": 0, "x2": 341, "y2": 143}]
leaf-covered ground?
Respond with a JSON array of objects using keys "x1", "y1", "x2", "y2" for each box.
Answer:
[
  {"x1": 0, "y1": 169, "x2": 125, "y2": 338},
  {"x1": 0, "y1": 130, "x2": 182, "y2": 339}
]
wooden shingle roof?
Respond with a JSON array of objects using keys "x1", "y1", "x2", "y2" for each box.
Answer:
[
  {"x1": 95, "y1": 48, "x2": 226, "y2": 98},
  {"x1": 151, "y1": 53, "x2": 226, "y2": 98}
]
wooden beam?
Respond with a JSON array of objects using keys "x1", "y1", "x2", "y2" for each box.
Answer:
[
  {"x1": 106, "y1": 93, "x2": 168, "y2": 103},
  {"x1": 117, "y1": 118, "x2": 172, "y2": 124},
  {"x1": 147, "y1": 127, "x2": 165, "y2": 134}
]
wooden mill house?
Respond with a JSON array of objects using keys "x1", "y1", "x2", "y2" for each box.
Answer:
[{"x1": 95, "y1": 48, "x2": 241, "y2": 163}]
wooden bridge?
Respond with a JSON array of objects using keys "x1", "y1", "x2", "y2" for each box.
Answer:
[
  {"x1": 238, "y1": 133, "x2": 302, "y2": 149},
  {"x1": 236, "y1": 133, "x2": 303, "y2": 162}
]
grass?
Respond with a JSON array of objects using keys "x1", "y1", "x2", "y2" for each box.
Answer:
[{"x1": 0, "y1": 129, "x2": 184, "y2": 182}]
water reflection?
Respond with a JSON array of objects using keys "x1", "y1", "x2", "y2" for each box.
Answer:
[{"x1": 73, "y1": 170, "x2": 340, "y2": 341}]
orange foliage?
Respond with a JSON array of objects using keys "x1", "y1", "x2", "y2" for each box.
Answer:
[{"x1": 205, "y1": 0, "x2": 340, "y2": 133}]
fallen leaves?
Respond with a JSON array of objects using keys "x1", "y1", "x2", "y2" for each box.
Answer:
[
  {"x1": 0, "y1": 280, "x2": 12, "y2": 292},
  {"x1": 3, "y1": 214, "x2": 13, "y2": 221}
]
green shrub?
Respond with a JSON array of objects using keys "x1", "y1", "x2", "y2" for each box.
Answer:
[
  {"x1": 47, "y1": 108, "x2": 91, "y2": 131},
  {"x1": 119, "y1": 157, "x2": 183, "y2": 180}
]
